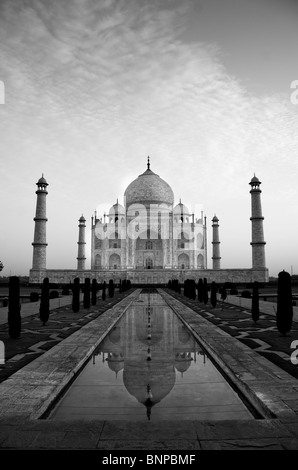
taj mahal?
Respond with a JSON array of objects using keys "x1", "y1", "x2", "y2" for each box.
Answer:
[{"x1": 29, "y1": 158, "x2": 268, "y2": 285}]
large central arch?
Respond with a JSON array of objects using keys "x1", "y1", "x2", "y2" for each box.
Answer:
[
  {"x1": 109, "y1": 253, "x2": 121, "y2": 269},
  {"x1": 135, "y1": 230, "x2": 163, "y2": 269},
  {"x1": 178, "y1": 253, "x2": 189, "y2": 269}
]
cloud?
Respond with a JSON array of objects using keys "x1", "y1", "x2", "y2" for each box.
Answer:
[
  {"x1": 1, "y1": 0, "x2": 297, "y2": 190},
  {"x1": 0, "y1": 0, "x2": 297, "y2": 275}
]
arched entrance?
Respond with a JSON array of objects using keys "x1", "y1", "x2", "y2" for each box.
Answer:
[
  {"x1": 136, "y1": 230, "x2": 163, "y2": 269},
  {"x1": 197, "y1": 254, "x2": 204, "y2": 269},
  {"x1": 178, "y1": 253, "x2": 189, "y2": 269},
  {"x1": 109, "y1": 253, "x2": 121, "y2": 269}
]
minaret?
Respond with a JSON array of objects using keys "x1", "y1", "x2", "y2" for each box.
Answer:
[
  {"x1": 32, "y1": 175, "x2": 48, "y2": 271},
  {"x1": 249, "y1": 175, "x2": 266, "y2": 269},
  {"x1": 77, "y1": 215, "x2": 86, "y2": 270},
  {"x1": 211, "y1": 215, "x2": 221, "y2": 269},
  {"x1": 204, "y1": 215, "x2": 207, "y2": 269}
]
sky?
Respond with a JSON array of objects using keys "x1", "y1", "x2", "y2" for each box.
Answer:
[{"x1": 0, "y1": 0, "x2": 298, "y2": 277}]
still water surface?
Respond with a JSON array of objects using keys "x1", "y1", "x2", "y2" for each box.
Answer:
[{"x1": 49, "y1": 293, "x2": 253, "y2": 421}]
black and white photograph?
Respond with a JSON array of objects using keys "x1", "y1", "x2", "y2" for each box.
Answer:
[{"x1": 0, "y1": 0, "x2": 298, "y2": 458}]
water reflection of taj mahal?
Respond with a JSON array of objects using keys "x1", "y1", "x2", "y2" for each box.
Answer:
[
  {"x1": 49, "y1": 292, "x2": 253, "y2": 421},
  {"x1": 94, "y1": 295, "x2": 206, "y2": 419}
]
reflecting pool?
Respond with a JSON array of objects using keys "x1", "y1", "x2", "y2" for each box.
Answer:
[{"x1": 49, "y1": 293, "x2": 253, "y2": 421}]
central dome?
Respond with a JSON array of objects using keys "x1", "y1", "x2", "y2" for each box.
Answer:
[{"x1": 124, "y1": 164, "x2": 174, "y2": 207}]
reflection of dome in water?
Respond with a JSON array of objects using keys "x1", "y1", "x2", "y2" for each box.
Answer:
[
  {"x1": 124, "y1": 164, "x2": 174, "y2": 207},
  {"x1": 106, "y1": 352, "x2": 124, "y2": 376},
  {"x1": 175, "y1": 352, "x2": 192, "y2": 375},
  {"x1": 123, "y1": 364, "x2": 176, "y2": 419}
]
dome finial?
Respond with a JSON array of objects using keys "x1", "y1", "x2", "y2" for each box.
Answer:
[{"x1": 147, "y1": 156, "x2": 150, "y2": 170}]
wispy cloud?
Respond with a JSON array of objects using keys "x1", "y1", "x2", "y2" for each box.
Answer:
[{"x1": 0, "y1": 0, "x2": 297, "y2": 274}]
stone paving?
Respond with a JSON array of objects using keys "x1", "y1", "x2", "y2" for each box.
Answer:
[
  {"x1": 223, "y1": 294, "x2": 298, "y2": 322},
  {"x1": 1, "y1": 288, "x2": 298, "y2": 450},
  {"x1": 0, "y1": 292, "x2": 131, "y2": 383},
  {"x1": 166, "y1": 290, "x2": 298, "y2": 381},
  {"x1": 0, "y1": 295, "x2": 78, "y2": 325}
]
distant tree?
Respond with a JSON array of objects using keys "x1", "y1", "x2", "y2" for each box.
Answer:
[
  {"x1": 8, "y1": 276, "x2": 21, "y2": 339},
  {"x1": 184, "y1": 279, "x2": 192, "y2": 299},
  {"x1": 221, "y1": 285, "x2": 227, "y2": 310},
  {"x1": 221, "y1": 286, "x2": 227, "y2": 301},
  {"x1": 30, "y1": 292, "x2": 39, "y2": 302},
  {"x1": 183, "y1": 279, "x2": 194, "y2": 299},
  {"x1": 72, "y1": 278, "x2": 80, "y2": 313},
  {"x1": 108, "y1": 279, "x2": 114, "y2": 298},
  {"x1": 102, "y1": 281, "x2": 106, "y2": 300},
  {"x1": 91, "y1": 279, "x2": 97, "y2": 306},
  {"x1": 276, "y1": 270, "x2": 293, "y2": 336},
  {"x1": 49, "y1": 290, "x2": 59, "y2": 299},
  {"x1": 230, "y1": 288, "x2": 239, "y2": 295},
  {"x1": 61, "y1": 287, "x2": 70, "y2": 295},
  {"x1": 40, "y1": 277, "x2": 50, "y2": 326},
  {"x1": 49, "y1": 282, "x2": 59, "y2": 290},
  {"x1": 241, "y1": 290, "x2": 252, "y2": 298},
  {"x1": 184, "y1": 280, "x2": 189, "y2": 298},
  {"x1": 83, "y1": 278, "x2": 91, "y2": 308},
  {"x1": 252, "y1": 281, "x2": 260, "y2": 323},
  {"x1": 190, "y1": 279, "x2": 196, "y2": 300},
  {"x1": 203, "y1": 278, "x2": 208, "y2": 305},
  {"x1": 210, "y1": 281, "x2": 217, "y2": 308},
  {"x1": 198, "y1": 279, "x2": 204, "y2": 302},
  {"x1": 122, "y1": 279, "x2": 131, "y2": 292}
]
